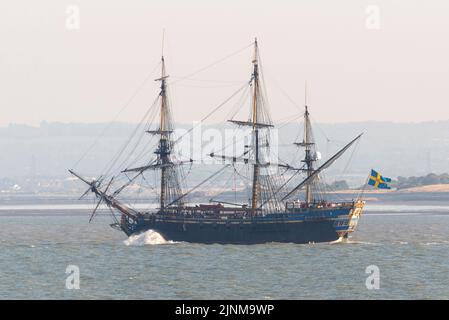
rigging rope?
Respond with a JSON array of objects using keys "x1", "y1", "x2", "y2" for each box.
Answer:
[
  {"x1": 172, "y1": 81, "x2": 250, "y2": 147},
  {"x1": 101, "y1": 95, "x2": 160, "y2": 179},
  {"x1": 71, "y1": 61, "x2": 162, "y2": 169},
  {"x1": 168, "y1": 42, "x2": 253, "y2": 85}
]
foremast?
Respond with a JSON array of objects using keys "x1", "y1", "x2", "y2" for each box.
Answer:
[
  {"x1": 120, "y1": 54, "x2": 184, "y2": 211},
  {"x1": 155, "y1": 56, "x2": 170, "y2": 210},
  {"x1": 69, "y1": 53, "x2": 184, "y2": 224}
]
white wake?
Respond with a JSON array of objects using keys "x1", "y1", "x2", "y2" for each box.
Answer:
[
  {"x1": 329, "y1": 237, "x2": 379, "y2": 245},
  {"x1": 329, "y1": 237, "x2": 347, "y2": 244},
  {"x1": 123, "y1": 230, "x2": 176, "y2": 246}
]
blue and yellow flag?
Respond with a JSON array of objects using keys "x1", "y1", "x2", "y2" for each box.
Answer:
[{"x1": 368, "y1": 169, "x2": 391, "y2": 189}]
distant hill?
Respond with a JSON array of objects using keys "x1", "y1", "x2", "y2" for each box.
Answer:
[
  {"x1": 1, "y1": 121, "x2": 449, "y2": 188},
  {"x1": 394, "y1": 173, "x2": 449, "y2": 189}
]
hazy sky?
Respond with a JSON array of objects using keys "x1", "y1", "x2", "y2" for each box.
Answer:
[{"x1": 1, "y1": 0, "x2": 448, "y2": 127}]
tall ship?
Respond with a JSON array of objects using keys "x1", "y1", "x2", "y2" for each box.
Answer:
[{"x1": 70, "y1": 39, "x2": 365, "y2": 244}]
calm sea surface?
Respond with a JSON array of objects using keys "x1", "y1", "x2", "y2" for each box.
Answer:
[{"x1": 1, "y1": 203, "x2": 449, "y2": 299}]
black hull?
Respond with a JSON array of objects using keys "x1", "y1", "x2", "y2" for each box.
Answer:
[
  {"x1": 118, "y1": 203, "x2": 364, "y2": 244},
  {"x1": 128, "y1": 219, "x2": 340, "y2": 244}
]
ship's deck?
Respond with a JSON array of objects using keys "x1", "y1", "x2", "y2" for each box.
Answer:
[{"x1": 136, "y1": 200, "x2": 360, "y2": 221}]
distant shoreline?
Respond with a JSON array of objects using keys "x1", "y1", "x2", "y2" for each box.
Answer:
[
  {"x1": 2, "y1": 204, "x2": 449, "y2": 217},
  {"x1": 335, "y1": 183, "x2": 449, "y2": 194},
  {"x1": 1, "y1": 184, "x2": 449, "y2": 206}
]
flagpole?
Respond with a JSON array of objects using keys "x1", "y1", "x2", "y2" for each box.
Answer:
[{"x1": 357, "y1": 171, "x2": 371, "y2": 201}]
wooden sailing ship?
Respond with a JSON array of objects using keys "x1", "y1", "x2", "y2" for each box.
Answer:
[{"x1": 70, "y1": 39, "x2": 365, "y2": 244}]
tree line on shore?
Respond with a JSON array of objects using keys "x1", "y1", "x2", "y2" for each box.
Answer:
[{"x1": 329, "y1": 173, "x2": 449, "y2": 191}]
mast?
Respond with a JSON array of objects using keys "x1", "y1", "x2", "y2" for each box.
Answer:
[
  {"x1": 284, "y1": 132, "x2": 363, "y2": 201},
  {"x1": 303, "y1": 106, "x2": 314, "y2": 204},
  {"x1": 121, "y1": 46, "x2": 183, "y2": 210},
  {"x1": 221, "y1": 39, "x2": 274, "y2": 214},
  {"x1": 155, "y1": 56, "x2": 170, "y2": 210},
  {"x1": 251, "y1": 39, "x2": 260, "y2": 215},
  {"x1": 293, "y1": 83, "x2": 315, "y2": 204}
]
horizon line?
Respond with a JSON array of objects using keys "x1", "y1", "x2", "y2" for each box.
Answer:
[{"x1": 2, "y1": 118, "x2": 449, "y2": 129}]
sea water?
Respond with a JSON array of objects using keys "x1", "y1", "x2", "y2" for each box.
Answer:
[{"x1": 1, "y1": 204, "x2": 449, "y2": 299}]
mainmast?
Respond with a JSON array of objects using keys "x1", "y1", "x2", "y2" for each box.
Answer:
[
  {"x1": 218, "y1": 39, "x2": 274, "y2": 214},
  {"x1": 250, "y1": 39, "x2": 260, "y2": 215}
]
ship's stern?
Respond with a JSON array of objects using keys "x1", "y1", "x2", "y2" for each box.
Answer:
[{"x1": 336, "y1": 200, "x2": 365, "y2": 239}]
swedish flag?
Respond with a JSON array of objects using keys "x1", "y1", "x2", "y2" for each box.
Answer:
[{"x1": 368, "y1": 169, "x2": 391, "y2": 189}]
